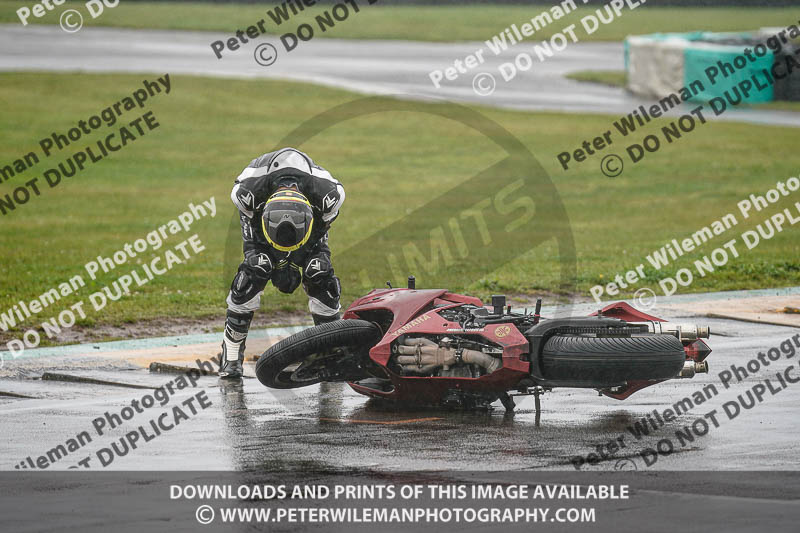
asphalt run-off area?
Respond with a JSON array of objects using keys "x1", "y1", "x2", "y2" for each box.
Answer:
[
  {"x1": 2, "y1": 290, "x2": 798, "y2": 473},
  {"x1": 2, "y1": 25, "x2": 800, "y2": 128}
]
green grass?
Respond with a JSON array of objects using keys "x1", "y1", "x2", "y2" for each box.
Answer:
[
  {"x1": 757, "y1": 100, "x2": 800, "y2": 112},
  {"x1": 566, "y1": 70, "x2": 628, "y2": 88},
  {"x1": 1, "y1": 2, "x2": 797, "y2": 42},
  {"x1": 1, "y1": 72, "x2": 799, "y2": 341}
]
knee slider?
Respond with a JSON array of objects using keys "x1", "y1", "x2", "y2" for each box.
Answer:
[
  {"x1": 306, "y1": 274, "x2": 340, "y2": 305},
  {"x1": 326, "y1": 276, "x2": 341, "y2": 300},
  {"x1": 229, "y1": 267, "x2": 267, "y2": 306}
]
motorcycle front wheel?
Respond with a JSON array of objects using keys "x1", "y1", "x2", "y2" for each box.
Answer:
[{"x1": 255, "y1": 319, "x2": 382, "y2": 389}]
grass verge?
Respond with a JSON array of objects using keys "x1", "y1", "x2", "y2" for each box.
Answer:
[
  {"x1": 566, "y1": 70, "x2": 628, "y2": 88},
  {"x1": 1, "y1": 2, "x2": 797, "y2": 42},
  {"x1": 0, "y1": 72, "x2": 798, "y2": 342}
]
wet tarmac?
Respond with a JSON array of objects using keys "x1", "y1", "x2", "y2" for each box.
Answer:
[{"x1": 1, "y1": 312, "x2": 798, "y2": 472}]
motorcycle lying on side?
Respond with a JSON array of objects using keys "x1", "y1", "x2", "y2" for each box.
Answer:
[{"x1": 255, "y1": 277, "x2": 712, "y2": 412}]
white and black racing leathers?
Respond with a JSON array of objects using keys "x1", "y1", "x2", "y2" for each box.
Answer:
[{"x1": 220, "y1": 147, "x2": 345, "y2": 378}]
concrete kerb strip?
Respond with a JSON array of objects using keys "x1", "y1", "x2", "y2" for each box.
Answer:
[
  {"x1": 1, "y1": 287, "x2": 797, "y2": 370},
  {"x1": 0, "y1": 325, "x2": 309, "y2": 369}
]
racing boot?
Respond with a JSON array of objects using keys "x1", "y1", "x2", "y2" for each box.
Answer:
[
  {"x1": 219, "y1": 310, "x2": 253, "y2": 379},
  {"x1": 312, "y1": 312, "x2": 340, "y2": 326}
]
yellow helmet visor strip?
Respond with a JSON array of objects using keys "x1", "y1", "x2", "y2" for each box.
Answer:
[{"x1": 262, "y1": 193, "x2": 314, "y2": 252}]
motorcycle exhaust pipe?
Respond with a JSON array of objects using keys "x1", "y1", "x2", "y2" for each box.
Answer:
[
  {"x1": 638, "y1": 322, "x2": 710, "y2": 341},
  {"x1": 395, "y1": 338, "x2": 501, "y2": 373},
  {"x1": 678, "y1": 360, "x2": 709, "y2": 378}
]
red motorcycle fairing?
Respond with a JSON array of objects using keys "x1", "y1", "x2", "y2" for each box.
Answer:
[
  {"x1": 344, "y1": 288, "x2": 530, "y2": 404},
  {"x1": 342, "y1": 288, "x2": 710, "y2": 406},
  {"x1": 346, "y1": 288, "x2": 483, "y2": 327},
  {"x1": 590, "y1": 301, "x2": 665, "y2": 323}
]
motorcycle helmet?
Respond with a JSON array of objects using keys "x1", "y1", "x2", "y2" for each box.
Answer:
[{"x1": 262, "y1": 188, "x2": 314, "y2": 252}]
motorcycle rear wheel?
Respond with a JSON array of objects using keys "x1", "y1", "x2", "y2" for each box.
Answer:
[
  {"x1": 541, "y1": 334, "x2": 685, "y2": 384},
  {"x1": 255, "y1": 319, "x2": 382, "y2": 389}
]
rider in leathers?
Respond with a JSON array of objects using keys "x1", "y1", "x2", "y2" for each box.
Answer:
[{"x1": 220, "y1": 148, "x2": 345, "y2": 378}]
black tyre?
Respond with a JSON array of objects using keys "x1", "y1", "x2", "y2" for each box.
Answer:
[
  {"x1": 541, "y1": 334, "x2": 685, "y2": 384},
  {"x1": 255, "y1": 320, "x2": 382, "y2": 389}
]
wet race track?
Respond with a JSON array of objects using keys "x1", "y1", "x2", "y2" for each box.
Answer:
[
  {"x1": 3, "y1": 25, "x2": 800, "y2": 128},
  {"x1": 2, "y1": 310, "x2": 798, "y2": 473}
]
